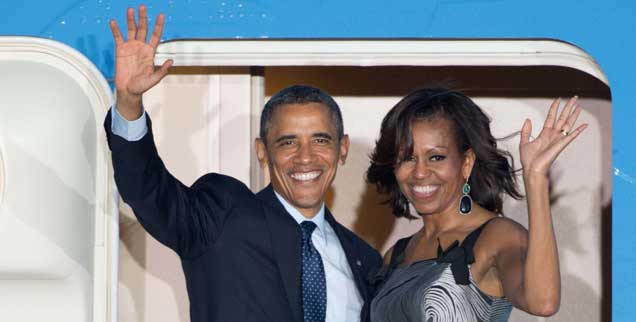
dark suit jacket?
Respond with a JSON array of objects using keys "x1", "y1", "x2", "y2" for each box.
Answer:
[{"x1": 105, "y1": 111, "x2": 382, "y2": 322}]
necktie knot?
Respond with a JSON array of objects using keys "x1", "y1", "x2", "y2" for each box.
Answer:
[{"x1": 301, "y1": 221, "x2": 317, "y2": 241}]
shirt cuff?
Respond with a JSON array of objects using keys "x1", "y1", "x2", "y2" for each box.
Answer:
[{"x1": 111, "y1": 105, "x2": 148, "y2": 141}]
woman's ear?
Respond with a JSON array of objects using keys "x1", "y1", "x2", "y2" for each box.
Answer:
[{"x1": 463, "y1": 149, "x2": 476, "y2": 180}]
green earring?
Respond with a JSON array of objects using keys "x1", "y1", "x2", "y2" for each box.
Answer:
[{"x1": 459, "y1": 179, "x2": 472, "y2": 215}]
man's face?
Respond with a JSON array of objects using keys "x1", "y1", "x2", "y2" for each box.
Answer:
[{"x1": 256, "y1": 102, "x2": 349, "y2": 218}]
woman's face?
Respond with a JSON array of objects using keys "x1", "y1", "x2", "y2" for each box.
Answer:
[{"x1": 394, "y1": 117, "x2": 473, "y2": 216}]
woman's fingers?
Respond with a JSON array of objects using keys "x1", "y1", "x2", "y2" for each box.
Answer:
[
  {"x1": 563, "y1": 104, "x2": 583, "y2": 134},
  {"x1": 546, "y1": 123, "x2": 588, "y2": 161},
  {"x1": 520, "y1": 118, "x2": 532, "y2": 145},
  {"x1": 542, "y1": 98, "x2": 560, "y2": 129},
  {"x1": 554, "y1": 96, "x2": 578, "y2": 131}
]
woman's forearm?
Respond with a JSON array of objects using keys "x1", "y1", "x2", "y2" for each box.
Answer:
[{"x1": 521, "y1": 172, "x2": 561, "y2": 316}]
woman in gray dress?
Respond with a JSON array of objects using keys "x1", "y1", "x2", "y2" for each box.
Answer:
[{"x1": 366, "y1": 88, "x2": 586, "y2": 322}]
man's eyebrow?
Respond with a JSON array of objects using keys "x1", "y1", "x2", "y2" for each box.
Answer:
[
  {"x1": 274, "y1": 134, "x2": 297, "y2": 144},
  {"x1": 313, "y1": 132, "x2": 334, "y2": 140}
]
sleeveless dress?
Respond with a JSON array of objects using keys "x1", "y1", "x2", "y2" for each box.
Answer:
[{"x1": 370, "y1": 220, "x2": 512, "y2": 322}]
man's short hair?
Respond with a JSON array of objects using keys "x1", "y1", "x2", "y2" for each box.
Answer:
[{"x1": 260, "y1": 85, "x2": 344, "y2": 143}]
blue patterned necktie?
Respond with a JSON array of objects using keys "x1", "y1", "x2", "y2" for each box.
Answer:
[{"x1": 300, "y1": 221, "x2": 327, "y2": 322}]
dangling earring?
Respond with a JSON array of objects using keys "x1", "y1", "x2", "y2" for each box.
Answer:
[{"x1": 459, "y1": 178, "x2": 472, "y2": 215}]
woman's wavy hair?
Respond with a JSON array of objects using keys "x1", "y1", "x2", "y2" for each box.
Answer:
[{"x1": 366, "y1": 87, "x2": 522, "y2": 218}]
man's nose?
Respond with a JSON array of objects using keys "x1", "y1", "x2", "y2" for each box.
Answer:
[{"x1": 294, "y1": 142, "x2": 314, "y2": 164}]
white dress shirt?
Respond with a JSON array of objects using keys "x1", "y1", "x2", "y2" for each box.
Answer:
[
  {"x1": 273, "y1": 191, "x2": 363, "y2": 322},
  {"x1": 111, "y1": 107, "x2": 363, "y2": 322},
  {"x1": 111, "y1": 106, "x2": 148, "y2": 140}
]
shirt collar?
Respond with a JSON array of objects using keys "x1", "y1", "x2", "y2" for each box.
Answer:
[{"x1": 273, "y1": 190, "x2": 327, "y2": 244}]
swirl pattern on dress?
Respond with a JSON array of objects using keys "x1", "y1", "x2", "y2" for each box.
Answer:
[{"x1": 371, "y1": 261, "x2": 512, "y2": 322}]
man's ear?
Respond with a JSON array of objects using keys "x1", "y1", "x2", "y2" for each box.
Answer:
[
  {"x1": 255, "y1": 138, "x2": 268, "y2": 169},
  {"x1": 338, "y1": 134, "x2": 350, "y2": 166},
  {"x1": 463, "y1": 149, "x2": 476, "y2": 180}
]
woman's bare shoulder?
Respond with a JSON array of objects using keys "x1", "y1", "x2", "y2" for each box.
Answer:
[{"x1": 479, "y1": 216, "x2": 529, "y2": 251}]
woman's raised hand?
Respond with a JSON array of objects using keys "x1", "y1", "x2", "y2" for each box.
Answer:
[
  {"x1": 109, "y1": 5, "x2": 173, "y2": 119},
  {"x1": 519, "y1": 97, "x2": 588, "y2": 177}
]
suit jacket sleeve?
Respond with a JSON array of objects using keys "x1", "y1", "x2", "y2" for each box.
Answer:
[{"x1": 104, "y1": 109, "x2": 248, "y2": 259}]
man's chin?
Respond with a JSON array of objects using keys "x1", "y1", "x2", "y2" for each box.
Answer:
[
  {"x1": 294, "y1": 199, "x2": 323, "y2": 208},
  {"x1": 290, "y1": 198, "x2": 324, "y2": 214}
]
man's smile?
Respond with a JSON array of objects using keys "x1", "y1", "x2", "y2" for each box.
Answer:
[{"x1": 290, "y1": 170, "x2": 322, "y2": 182}]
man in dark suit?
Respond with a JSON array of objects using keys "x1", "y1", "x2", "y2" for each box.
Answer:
[{"x1": 106, "y1": 5, "x2": 382, "y2": 322}]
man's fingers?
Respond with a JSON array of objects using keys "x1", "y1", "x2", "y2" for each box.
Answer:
[
  {"x1": 542, "y1": 98, "x2": 560, "y2": 129},
  {"x1": 110, "y1": 20, "x2": 124, "y2": 45},
  {"x1": 148, "y1": 59, "x2": 173, "y2": 87},
  {"x1": 158, "y1": 59, "x2": 173, "y2": 76},
  {"x1": 136, "y1": 5, "x2": 148, "y2": 41},
  {"x1": 126, "y1": 7, "x2": 137, "y2": 41},
  {"x1": 149, "y1": 13, "x2": 166, "y2": 49}
]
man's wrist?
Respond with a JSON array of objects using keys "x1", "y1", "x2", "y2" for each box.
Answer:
[
  {"x1": 111, "y1": 104, "x2": 148, "y2": 141},
  {"x1": 116, "y1": 92, "x2": 143, "y2": 121}
]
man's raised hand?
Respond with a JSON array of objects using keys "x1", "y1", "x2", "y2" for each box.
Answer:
[{"x1": 109, "y1": 5, "x2": 173, "y2": 120}]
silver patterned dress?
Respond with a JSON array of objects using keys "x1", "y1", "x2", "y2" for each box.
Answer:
[{"x1": 370, "y1": 220, "x2": 512, "y2": 322}]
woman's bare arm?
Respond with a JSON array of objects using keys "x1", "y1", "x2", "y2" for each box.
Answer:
[{"x1": 495, "y1": 97, "x2": 587, "y2": 316}]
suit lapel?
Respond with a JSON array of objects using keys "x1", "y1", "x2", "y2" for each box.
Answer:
[
  {"x1": 257, "y1": 185, "x2": 303, "y2": 322},
  {"x1": 324, "y1": 209, "x2": 370, "y2": 302}
]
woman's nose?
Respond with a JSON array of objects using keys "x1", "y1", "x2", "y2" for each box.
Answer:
[{"x1": 413, "y1": 160, "x2": 431, "y2": 178}]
